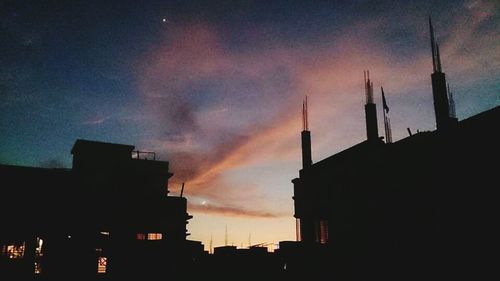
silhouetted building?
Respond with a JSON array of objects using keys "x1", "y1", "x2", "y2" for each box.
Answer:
[
  {"x1": 0, "y1": 139, "x2": 203, "y2": 280},
  {"x1": 200, "y1": 245, "x2": 282, "y2": 278},
  {"x1": 429, "y1": 17, "x2": 458, "y2": 130},
  {"x1": 292, "y1": 20, "x2": 499, "y2": 281}
]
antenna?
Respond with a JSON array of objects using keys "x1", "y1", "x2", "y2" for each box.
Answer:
[
  {"x1": 302, "y1": 96, "x2": 309, "y2": 131},
  {"x1": 429, "y1": 17, "x2": 437, "y2": 72},
  {"x1": 364, "y1": 70, "x2": 368, "y2": 96},
  {"x1": 248, "y1": 233, "x2": 252, "y2": 248},
  {"x1": 180, "y1": 182, "x2": 185, "y2": 197},
  {"x1": 225, "y1": 225, "x2": 228, "y2": 246},
  {"x1": 305, "y1": 96, "x2": 308, "y2": 130},
  {"x1": 381, "y1": 87, "x2": 392, "y2": 143},
  {"x1": 209, "y1": 234, "x2": 213, "y2": 254},
  {"x1": 364, "y1": 70, "x2": 374, "y2": 104},
  {"x1": 302, "y1": 100, "x2": 305, "y2": 130}
]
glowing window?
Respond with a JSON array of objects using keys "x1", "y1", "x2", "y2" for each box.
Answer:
[
  {"x1": 34, "y1": 261, "x2": 42, "y2": 274},
  {"x1": 136, "y1": 233, "x2": 146, "y2": 240},
  {"x1": 319, "y1": 220, "x2": 329, "y2": 244},
  {"x1": 1, "y1": 242, "x2": 25, "y2": 259},
  {"x1": 97, "y1": 257, "x2": 107, "y2": 273},
  {"x1": 34, "y1": 238, "x2": 44, "y2": 274},
  {"x1": 35, "y1": 238, "x2": 43, "y2": 256},
  {"x1": 147, "y1": 233, "x2": 162, "y2": 240}
]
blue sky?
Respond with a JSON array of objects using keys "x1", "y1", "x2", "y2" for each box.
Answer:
[{"x1": 1, "y1": 0, "x2": 499, "y2": 249}]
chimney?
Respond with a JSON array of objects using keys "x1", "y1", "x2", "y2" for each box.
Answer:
[
  {"x1": 364, "y1": 71, "x2": 379, "y2": 141},
  {"x1": 301, "y1": 96, "x2": 312, "y2": 168}
]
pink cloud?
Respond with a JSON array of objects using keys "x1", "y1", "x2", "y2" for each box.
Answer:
[
  {"x1": 188, "y1": 201, "x2": 286, "y2": 218},
  {"x1": 134, "y1": 14, "x2": 499, "y2": 217}
]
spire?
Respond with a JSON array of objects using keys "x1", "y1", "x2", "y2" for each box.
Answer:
[
  {"x1": 429, "y1": 17, "x2": 443, "y2": 73},
  {"x1": 381, "y1": 87, "x2": 389, "y2": 113},
  {"x1": 381, "y1": 87, "x2": 392, "y2": 143},
  {"x1": 302, "y1": 96, "x2": 309, "y2": 131},
  {"x1": 225, "y1": 225, "x2": 228, "y2": 246},
  {"x1": 364, "y1": 70, "x2": 374, "y2": 104},
  {"x1": 429, "y1": 18, "x2": 452, "y2": 130},
  {"x1": 429, "y1": 17, "x2": 437, "y2": 72},
  {"x1": 364, "y1": 71, "x2": 379, "y2": 141},
  {"x1": 436, "y1": 43, "x2": 442, "y2": 72},
  {"x1": 301, "y1": 96, "x2": 312, "y2": 168},
  {"x1": 209, "y1": 234, "x2": 213, "y2": 254}
]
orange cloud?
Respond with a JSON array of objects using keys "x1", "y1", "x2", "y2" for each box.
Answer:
[
  {"x1": 135, "y1": 13, "x2": 499, "y2": 217},
  {"x1": 188, "y1": 202, "x2": 286, "y2": 218}
]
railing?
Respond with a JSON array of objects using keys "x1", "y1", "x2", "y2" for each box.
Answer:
[{"x1": 132, "y1": 151, "x2": 156, "y2": 160}]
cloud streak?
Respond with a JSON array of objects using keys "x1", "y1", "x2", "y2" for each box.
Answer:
[
  {"x1": 134, "y1": 5, "x2": 499, "y2": 217},
  {"x1": 188, "y1": 202, "x2": 286, "y2": 218}
]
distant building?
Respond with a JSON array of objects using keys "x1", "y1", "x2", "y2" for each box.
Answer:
[
  {"x1": 0, "y1": 139, "x2": 204, "y2": 280},
  {"x1": 292, "y1": 19, "x2": 499, "y2": 280},
  {"x1": 203, "y1": 245, "x2": 281, "y2": 278}
]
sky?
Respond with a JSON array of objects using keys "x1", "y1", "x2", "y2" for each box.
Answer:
[{"x1": 1, "y1": 0, "x2": 499, "y2": 251}]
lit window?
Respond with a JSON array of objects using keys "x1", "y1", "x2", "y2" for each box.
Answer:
[
  {"x1": 100, "y1": 231, "x2": 110, "y2": 236},
  {"x1": 97, "y1": 257, "x2": 107, "y2": 273},
  {"x1": 34, "y1": 238, "x2": 44, "y2": 274},
  {"x1": 35, "y1": 238, "x2": 43, "y2": 256},
  {"x1": 319, "y1": 220, "x2": 329, "y2": 244},
  {"x1": 1, "y1": 242, "x2": 25, "y2": 259},
  {"x1": 147, "y1": 233, "x2": 162, "y2": 240},
  {"x1": 34, "y1": 262, "x2": 42, "y2": 274},
  {"x1": 136, "y1": 233, "x2": 146, "y2": 240}
]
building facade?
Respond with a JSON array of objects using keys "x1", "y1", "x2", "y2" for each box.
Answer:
[
  {"x1": 0, "y1": 139, "x2": 203, "y2": 280},
  {"x1": 292, "y1": 20, "x2": 499, "y2": 280}
]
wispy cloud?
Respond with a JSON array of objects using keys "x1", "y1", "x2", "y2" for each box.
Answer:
[
  {"x1": 82, "y1": 115, "x2": 112, "y2": 125},
  {"x1": 134, "y1": 6, "x2": 499, "y2": 217},
  {"x1": 188, "y1": 202, "x2": 286, "y2": 218}
]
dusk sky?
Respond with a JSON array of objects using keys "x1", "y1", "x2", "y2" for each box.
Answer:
[{"x1": 1, "y1": 0, "x2": 499, "y2": 250}]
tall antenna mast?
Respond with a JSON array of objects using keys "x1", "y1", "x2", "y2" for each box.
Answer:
[
  {"x1": 302, "y1": 100, "x2": 305, "y2": 130},
  {"x1": 436, "y1": 43, "x2": 442, "y2": 72},
  {"x1": 301, "y1": 95, "x2": 313, "y2": 167},
  {"x1": 180, "y1": 182, "x2": 185, "y2": 197},
  {"x1": 225, "y1": 225, "x2": 228, "y2": 246},
  {"x1": 381, "y1": 87, "x2": 392, "y2": 143},
  {"x1": 429, "y1": 17, "x2": 437, "y2": 72},
  {"x1": 302, "y1": 96, "x2": 309, "y2": 131},
  {"x1": 305, "y1": 96, "x2": 308, "y2": 130},
  {"x1": 209, "y1": 234, "x2": 213, "y2": 254},
  {"x1": 364, "y1": 70, "x2": 374, "y2": 104},
  {"x1": 364, "y1": 70, "x2": 379, "y2": 141}
]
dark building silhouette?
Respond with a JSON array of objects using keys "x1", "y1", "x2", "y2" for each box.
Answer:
[
  {"x1": 292, "y1": 20, "x2": 499, "y2": 281},
  {"x1": 206, "y1": 245, "x2": 281, "y2": 278},
  {"x1": 1, "y1": 19, "x2": 497, "y2": 281},
  {"x1": 0, "y1": 140, "x2": 204, "y2": 280},
  {"x1": 429, "y1": 17, "x2": 458, "y2": 130}
]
